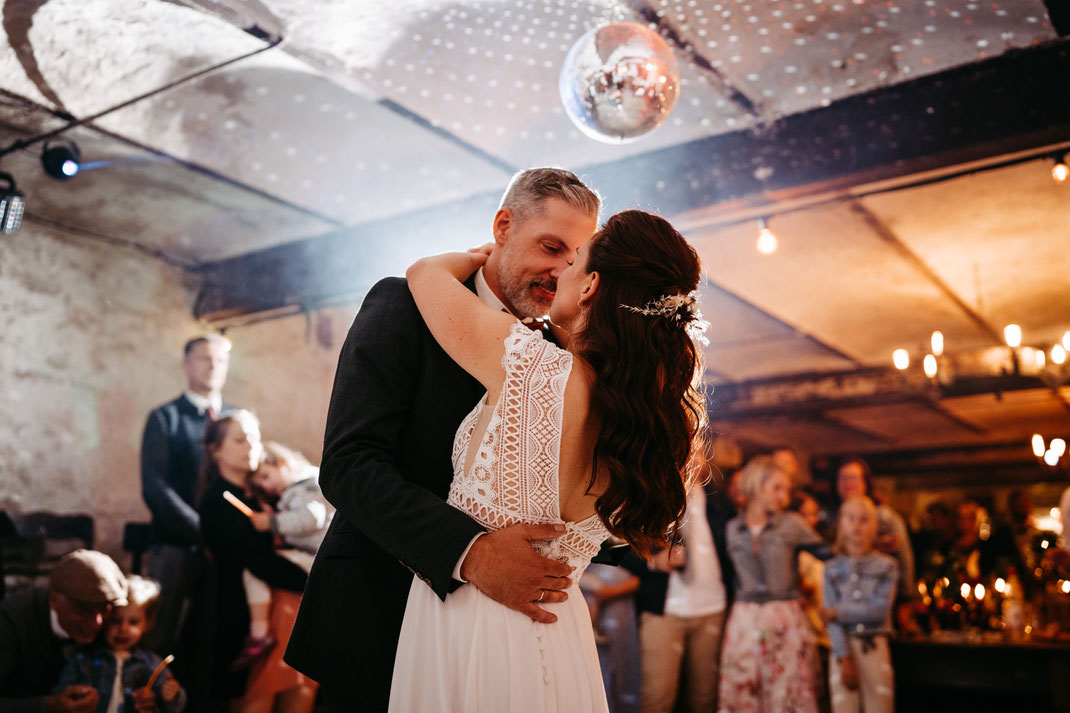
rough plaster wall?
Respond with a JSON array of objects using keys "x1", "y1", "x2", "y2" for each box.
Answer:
[
  {"x1": 222, "y1": 305, "x2": 357, "y2": 468},
  {"x1": 0, "y1": 221, "x2": 201, "y2": 568}
]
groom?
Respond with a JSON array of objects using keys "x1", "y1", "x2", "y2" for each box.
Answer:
[{"x1": 285, "y1": 168, "x2": 602, "y2": 712}]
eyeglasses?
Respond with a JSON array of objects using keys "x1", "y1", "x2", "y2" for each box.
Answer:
[{"x1": 62, "y1": 594, "x2": 114, "y2": 618}]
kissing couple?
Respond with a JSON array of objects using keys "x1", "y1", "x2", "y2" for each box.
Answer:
[{"x1": 285, "y1": 168, "x2": 709, "y2": 713}]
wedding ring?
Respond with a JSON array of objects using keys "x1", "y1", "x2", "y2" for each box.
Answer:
[{"x1": 536, "y1": 590, "x2": 545, "y2": 602}]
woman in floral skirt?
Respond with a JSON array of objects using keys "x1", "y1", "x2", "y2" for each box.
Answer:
[{"x1": 719, "y1": 455, "x2": 829, "y2": 713}]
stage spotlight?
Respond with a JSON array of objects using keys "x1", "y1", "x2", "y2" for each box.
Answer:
[
  {"x1": 41, "y1": 139, "x2": 81, "y2": 180},
  {"x1": 0, "y1": 172, "x2": 25, "y2": 234}
]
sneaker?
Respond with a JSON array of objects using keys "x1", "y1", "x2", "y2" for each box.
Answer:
[{"x1": 230, "y1": 633, "x2": 276, "y2": 671}]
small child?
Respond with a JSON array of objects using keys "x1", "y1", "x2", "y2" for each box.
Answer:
[
  {"x1": 55, "y1": 575, "x2": 186, "y2": 713},
  {"x1": 236, "y1": 441, "x2": 333, "y2": 666},
  {"x1": 822, "y1": 496, "x2": 899, "y2": 713}
]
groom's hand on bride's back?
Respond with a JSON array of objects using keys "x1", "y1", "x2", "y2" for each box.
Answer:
[{"x1": 460, "y1": 523, "x2": 573, "y2": 624}]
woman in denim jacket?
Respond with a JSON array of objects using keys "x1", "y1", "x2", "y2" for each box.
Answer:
[
  {"x1": 822, "y1": 497, "x2": 898, "y2": 713},
  {"x1": 719, "y1": 456, "x2": 829, "y2": 713}
]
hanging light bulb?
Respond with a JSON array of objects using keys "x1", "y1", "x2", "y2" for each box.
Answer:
[
  {"x1": 1063, "y1": 331, "x2": 1070, "y2": 350},
  {"x1": 923, "y1": 354, "x2": 938, "y2": 377},
  {"x1": 1052, "y1": 438, "x2": 1067, "y2": 458},
  {"x1": 931, "y1": 331, "x2": 944, "y2": 356},
  {"x1": 756, "y1": 217, "x2": 778, "y2": 255},
  {"x1": 1053, "y1": 344, "x2": 1067, "y2": 365},
  {"x1": 893, "y1": 349, "x2": 910, "y2": 370},
  {"x1": 1003, "y1": 324, "x2": 1022, "y2": 348},
  {"x1": 1053, "y1": 154, "x2": 1070, "y2": 183},
  {"x1": 1032, "y1": 434, "x2": 1046, "y2": 458},
  {"x1": 1044, "y1": 449, "x2": 1060, "y2": 466}
]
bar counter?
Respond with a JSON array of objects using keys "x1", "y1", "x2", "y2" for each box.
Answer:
[{"x1": 892, "y1": 632, "x2": 1070, "y2": 712}]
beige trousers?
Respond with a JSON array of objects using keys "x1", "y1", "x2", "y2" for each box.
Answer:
[
  {"x1": 639, "y1": 609, "x2": 726, "y2": 713},
  {"x1": 828, "y1": 636, "x2": 894, "y2": 713}
]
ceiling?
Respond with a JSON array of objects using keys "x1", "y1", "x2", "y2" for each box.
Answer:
[{"x1": 1, "y1": 0, "x2": 1067, "y2": 466}]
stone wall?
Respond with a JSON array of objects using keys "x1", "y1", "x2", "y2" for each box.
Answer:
[{"x1": 0, "y1": 220, "x2": 200, "y2": 567}]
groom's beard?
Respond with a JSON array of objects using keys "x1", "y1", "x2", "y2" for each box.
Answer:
[{"x1": 497, "y1": 255, "x2": 556, "y2": 318}]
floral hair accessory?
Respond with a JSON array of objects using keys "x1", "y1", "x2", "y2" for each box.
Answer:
[{"x1": 620, "y1": 290, "x2": 710, "y2": 346}]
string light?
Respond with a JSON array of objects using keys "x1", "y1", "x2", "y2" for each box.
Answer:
[
  {"x1": 931, "y1": 331, "x2": 944, "y2": 356},
  {"x1": 1034, "y1": 349, "x2": 1046, "y2": 368},
  {"x1": 1052, "y1": 438, "x2": 1067, "y2": 458},
  {"x1": 892, "y1": 349, "x2": 909, "y2": 370},
  {"x1": 1053, "y1": 153, "x2": 1070, "y2": 183},
  {"x1": 923, "y1": 354, "x2": 937, "y2": 378},
  {"x1": 1032, "y1": 434, "x2": 1046, "y2": 458},
  {"x1": 1003, "y1": 324, "x2": 1022, "y2": 348},
  {"x1": 756, "y1": 217, "x2": 778, "y2": 255},
  {"x1": 1053, "y1": 344, "x2": 1067, "y2": 365},
  {"x1": 1044, "y1": 450, "x2": 1059, "y2": 466},
  {"x1": 1063, "y1": 331, "x2": 1070, "y2": 350}
]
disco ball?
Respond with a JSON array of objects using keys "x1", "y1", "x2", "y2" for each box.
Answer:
[{"x1": 559, "y1": 21, "x2": 680, "y2": 144}]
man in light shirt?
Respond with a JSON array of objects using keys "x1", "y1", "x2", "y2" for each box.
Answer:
[{"x1": 625, "y1": 470, "x2": 736, "y2": 713}]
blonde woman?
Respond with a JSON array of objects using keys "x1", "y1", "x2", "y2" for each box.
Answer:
[{"x1": 719, "y1": 455, "x2": 828, "y2": 713}]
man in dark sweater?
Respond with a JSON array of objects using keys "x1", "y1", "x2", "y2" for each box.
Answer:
[
  {"x1": 139, "y1": 335, "x2": 233, "y2": 658},
  {"x1": 0, "y1": 550, "x2": 128, "y2": 713}
]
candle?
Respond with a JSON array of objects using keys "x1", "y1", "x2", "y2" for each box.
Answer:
[
  {"x1": 144, "y1": 654, "x2": 174, "y2": 693},
  {"x1": 223, "y1": 490, "x2": 254, "y2": 518}
]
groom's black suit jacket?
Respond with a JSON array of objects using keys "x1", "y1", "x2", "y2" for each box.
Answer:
[{"x1": 285, "y1": 277, "x2": 487, "y2": 708}]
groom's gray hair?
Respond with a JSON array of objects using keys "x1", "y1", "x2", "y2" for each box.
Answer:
[{"x1": 498, "y1": 167, "x2": 601, "y2": 227}]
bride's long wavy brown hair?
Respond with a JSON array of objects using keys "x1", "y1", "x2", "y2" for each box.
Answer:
[{"x1": 577, "y1": 210, "x2": 708, "y2": 558}]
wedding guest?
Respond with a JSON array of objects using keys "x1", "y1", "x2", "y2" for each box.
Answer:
[
  {"x1": 835, "y1": 458, "x2": 915, "y2": 630},
  {"x1": 140, "y1": 335, "x2": 234, "y2": 657},
  {"x1": 237, "y1": 441, "x2": 332, "y2": 666},
  {"x1": 719, "y1": 456, "x2": 827, "y2": 713},
  {"x1": 55, "y1": 575, "x2": 186, "y2": 713},
  {"x1": 792, "y1": 490, "x2": 831, "y2": 713},
  {"x1": 0, "y1": 549, "x2": 128, "y2": 713},
  {"x1": 913, "y1": 501, "x2": 957, "y2": 581},
  {"x1": 580, "y1": 563, "x2": 640, "y2": 713},
  {"x1": 823, "y1": 497, "x2": 898, "y2": 713},
  {"x1": 625, "y1": 477, "x2": 733, "y2": 713},
  {"x1": 197, "y1": 410, "x2": 315, "y2": 713}
]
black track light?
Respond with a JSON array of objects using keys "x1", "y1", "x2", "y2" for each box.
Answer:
[{"x1": 41, "y1": 139, "x2": 81, "y2": 180}]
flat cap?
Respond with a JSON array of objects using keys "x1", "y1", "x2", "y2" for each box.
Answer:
[{"x1": 50, "y1": 549, "x2": 128, "y2": 606}]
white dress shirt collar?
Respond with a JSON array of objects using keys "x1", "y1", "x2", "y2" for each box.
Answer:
[{"x1": 184, "y1": 390, "x2": 222, "y2": 416}]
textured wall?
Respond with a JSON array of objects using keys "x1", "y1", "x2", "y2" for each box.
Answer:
[
  {"x1": 0, "y1": 221, "x2": 200, "y2": 566},
  {"x1": 223, "y1": 305, "x2": 357, "y2": 470}
]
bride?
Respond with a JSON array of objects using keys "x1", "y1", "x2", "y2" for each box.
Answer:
[{"x1": 389, "y1": 209, "x2": 708, "y2": 712}]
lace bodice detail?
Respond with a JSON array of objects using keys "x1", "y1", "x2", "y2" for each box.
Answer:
[{"x1": 449, "y1": 322, "x2": 609, "y2": 583}]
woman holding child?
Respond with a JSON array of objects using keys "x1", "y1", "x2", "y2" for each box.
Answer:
[{"x1": 197, "y1": 409, "x2": 317, "y2": 713}]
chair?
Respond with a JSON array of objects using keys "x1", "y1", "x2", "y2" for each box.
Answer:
[
  {"x1": 123, "y1": 522, "x2": 151, "y2": 575},
  {"x1": 0, "y1": 511, "x2": 95, "y2": 597}
]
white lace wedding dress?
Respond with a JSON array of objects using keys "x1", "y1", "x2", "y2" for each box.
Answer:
[{"x1": 388, "y1": 322, "x2": 611, "y2": 713}]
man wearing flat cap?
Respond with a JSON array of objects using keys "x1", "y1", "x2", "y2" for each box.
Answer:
[{"x1": 0, "y1": 549, "x2": 128, "y2": 712}]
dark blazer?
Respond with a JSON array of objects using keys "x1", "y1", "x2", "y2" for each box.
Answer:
[
  {"x1": 623, "y1": 481, "x2": 736, "y2": 615},
  {"x1": 285, "y1": 277, "x2": 487, "y2": 708},
  {"x1": 0, "y1": 586, "x2": 66, "y2": 708},
  {"x1": 140, "y1": 394, "x2": 233, "y2": 547},
  {"x1": 200, "y1": 477, "x2": 308, "y2": 696}
]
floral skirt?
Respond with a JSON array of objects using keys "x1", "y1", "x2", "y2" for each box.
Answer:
[{"x1": 718, "y1": 599, "x2": 818, "y2": 713}]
